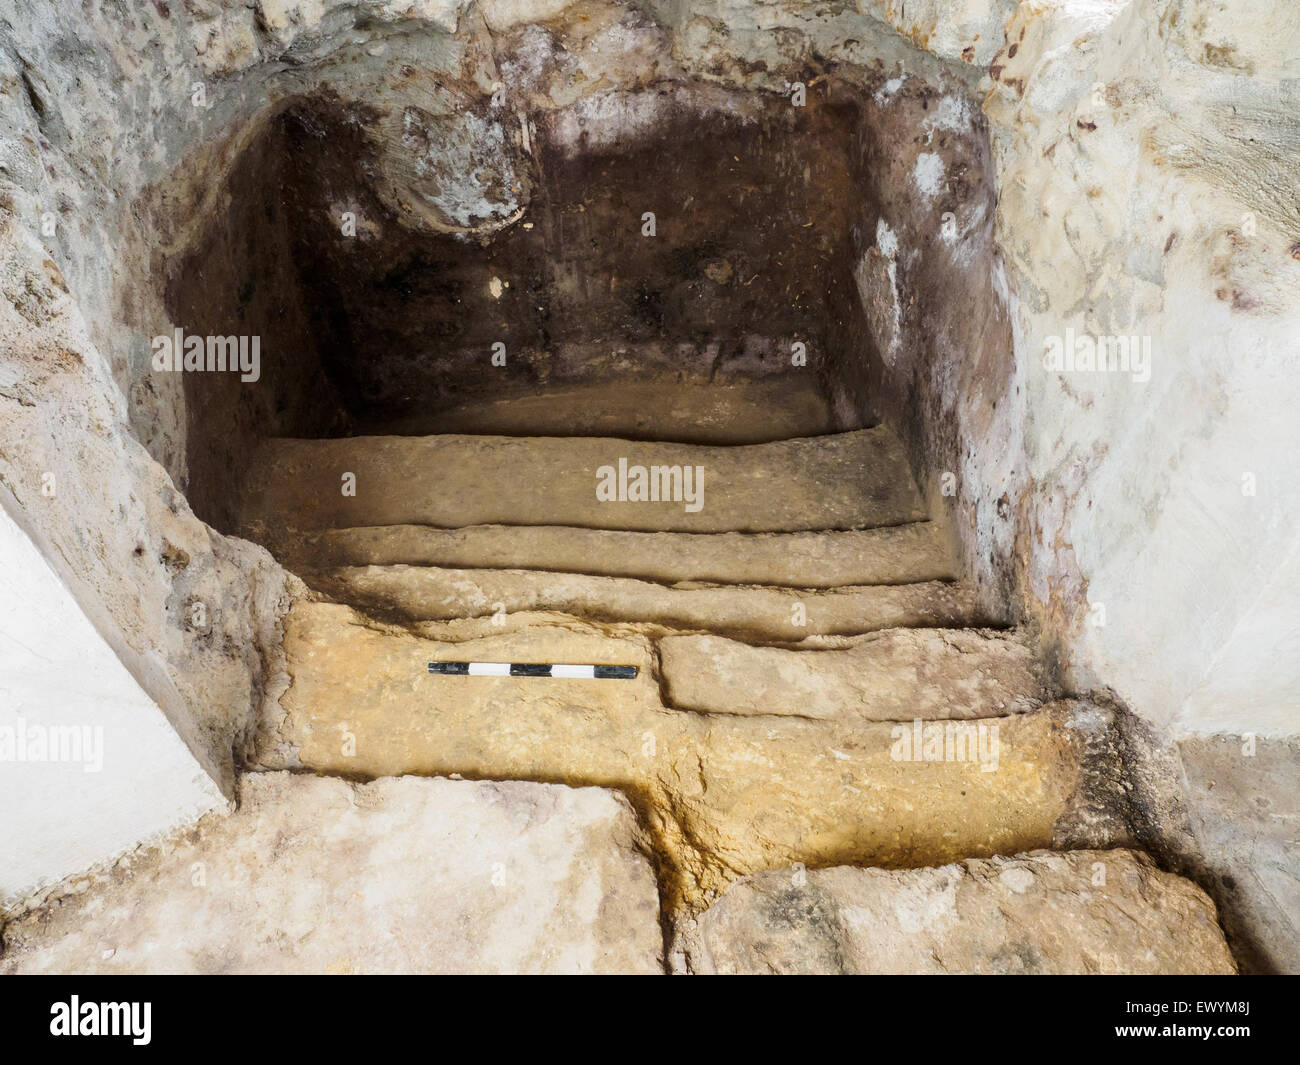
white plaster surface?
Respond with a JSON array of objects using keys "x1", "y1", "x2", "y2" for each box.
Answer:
[
  {"x1": 981, "y1": 0, "x2": 1300, "y2": 739},
  {"x1": 0, "y1": 501, "x2": 226, "y2": 910}
]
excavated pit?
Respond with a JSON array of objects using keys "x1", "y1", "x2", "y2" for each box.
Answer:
[
  {"x1": 145, "y1": 70, "x2": 1039, "y2": 920},
  {"x1": 156, "y1": 75, "x2": 1009, "y2": 534},
  {"x1": 165, "y1": 86, "x2": 866, "y2": 527},
  {"x1": 1, "y1": 0, "x2": 1278, "y2": 976}
]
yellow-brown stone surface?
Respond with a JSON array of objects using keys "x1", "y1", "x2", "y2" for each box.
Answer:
[{"x1": 259, "y1": 601, "x2": 1088, "y2": 910}]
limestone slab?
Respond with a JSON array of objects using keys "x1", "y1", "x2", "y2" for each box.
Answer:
[
  {"x1": 257, "y1": 601, "x2": 1102, "y2": 908},
  {"x1": 275, "y1": 520, "x2": 961, "y2": 589},
  {"x1": 1178, "y1": 734, "x2": 1300, "y2": 974},
  {"x1": 236, "y1": 427, "x2": 927, "y2": 536},
  {"x1": 306, "y1": 564, "x2": 987, "y2": 640},
  {"x1": 0, "y1": 773, "x2": 663, "y2": 975},
  {"x1": 680, "y1": 849, "x2": 1237, "y2": 975},
  {"x1": 358, "y1": 378, "x2": 844, "y2": 443},
  {"x1": 660, "y1": 627, "x2": 1043, "y2": 719}
]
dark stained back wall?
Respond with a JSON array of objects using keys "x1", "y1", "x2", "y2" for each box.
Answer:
[
  {"x1": 158, "y1": 73, "x2": 1006, "y2": 538},
  {"x1": 272, "y1": 86, "x2": 865, "y2": 426},
  {"x1": 159, "y1": 116, "x2": 348, "y2": 532}
]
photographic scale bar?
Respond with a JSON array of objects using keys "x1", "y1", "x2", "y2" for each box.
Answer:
[{"x1": 427, "y1": 661, "x2": 638, "y2": 680}]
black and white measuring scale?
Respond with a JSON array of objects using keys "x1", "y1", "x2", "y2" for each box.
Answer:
[{"x1": 428, "y1": 661, "x2": 637, "y2": 680}]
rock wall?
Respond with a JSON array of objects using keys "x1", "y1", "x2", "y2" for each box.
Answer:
[
  {"x1": 0, "y1": 0, "x2": 305, "y2": 905},
  {"x1": 983, "y1": 0, "x2": 1300, "y2": 971},
  {"x1": 983, "y1": 0, "x2": 1300, "y2": 739}
]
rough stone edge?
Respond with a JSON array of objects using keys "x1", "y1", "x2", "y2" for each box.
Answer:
[
  {"x1": 671, "y1": 845, "x2": 1236, "y2": 975},
  {"x1": 1112, "y1": 703, "x2": 1290, "y2": 975},
  {"x1": 1, "y1": 771, "x2": 669, "y2": 974}
]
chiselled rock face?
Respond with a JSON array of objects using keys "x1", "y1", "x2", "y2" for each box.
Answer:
[
  {"x1": 0, "y1": 774, "x2": 665, "y2": 975},
  {"x1": 1, "y1": 0, "x2": 1295, "y2": 979},
  {"x1": 679, "y1": 849, "x2": 1238, "y2": 975}
]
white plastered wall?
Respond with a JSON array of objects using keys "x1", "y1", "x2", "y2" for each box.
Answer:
[{"x1": 0, "y1": 498, "x2": 226, "y2": 909}]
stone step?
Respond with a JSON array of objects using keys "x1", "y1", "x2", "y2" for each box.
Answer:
[
  {"x1": 269, "y1": 520, "x2": 961, "y2": 589},
  {"x1": 0, "y1": 773, "x2": 663, "y2": 975},
  {"x1": 256, "y1": 601, "x2": 1113, "y2": 910},
  {"x1": 302, "y1": 564, "x2": 989, "y2": 640},
  {"x1": 354, "y1": 377, "x2": 847, "y2": 444},
  {"x1": 659, "y1": 628, "x2": 1044, "y2": 719},
  {"x1": 678, "y1": 849, "x2": 1237, "y2": 975},
  {"x1": 235, "y1": 427, "x2": 927, "y2": 538}
]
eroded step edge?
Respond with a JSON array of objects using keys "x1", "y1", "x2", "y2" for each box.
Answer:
[
  {"x1": 300, "y1": 565, "x2": 991, "y2": 641},
  {"x1": 236, "y1": 426, "x2": 927, "y2": 536},
  {"x1": 255, "y1": 601, "x2": 1116, "y2": 910},
  {"x1": 358, "y1": 377, "x2": 845, "y2": 444},
  {"x1": 267, "y1": 520, "x2": 961, "y2": 589},
  {"x1": 659, "y1": 627, "x2": 1046, "y2": 720}
]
